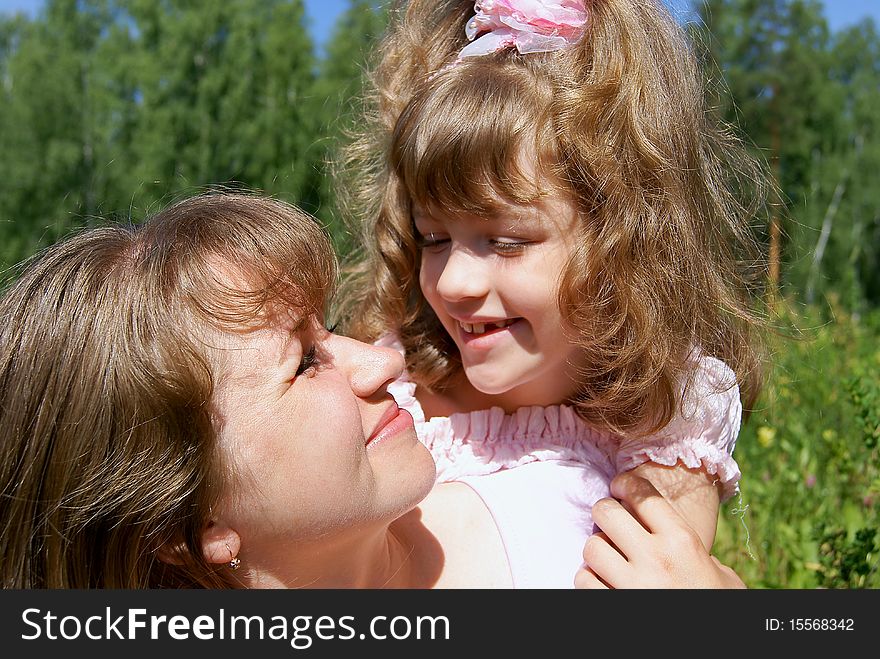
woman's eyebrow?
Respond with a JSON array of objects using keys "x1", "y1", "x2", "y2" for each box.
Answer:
[{"x1": 277, "y1": 317, "x2": 308, "y2": 367}]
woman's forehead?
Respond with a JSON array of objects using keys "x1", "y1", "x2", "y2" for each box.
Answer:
[
  {"x1": 206, "y1": 313, "x2": 310, "y2": 389},
  {"x1": 196, "y1": 259, "x2": 322, "y2": 329}
]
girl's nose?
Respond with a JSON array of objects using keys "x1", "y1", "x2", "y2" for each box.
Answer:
[{"x1": 434, "y1": 248, "x2": 491, "y2": 302}]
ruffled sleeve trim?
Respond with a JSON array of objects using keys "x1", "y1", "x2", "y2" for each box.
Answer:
[
  {"x1": 418, "y1": 405, "x2": 620, "y2": 483},
  {"x1": 615, "y1": 356, "x2": 743, "y2": 501}
]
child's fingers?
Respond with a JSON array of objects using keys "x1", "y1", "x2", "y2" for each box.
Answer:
[
  {"x1": 609, "y1": 471, "x2": 689, "y2": 536},
  {"x1": 587, "y1": 529, "x2": 621, "y2": 554},
  {"x1": 581, "y1": 532, "x2": 629, "y2": 588},
  {"x1": 574, "y1": 565, "x2": 610, "y2": 589},
  {"x1": 590, "y1": 496, "x2": 650, "y2": 560}
]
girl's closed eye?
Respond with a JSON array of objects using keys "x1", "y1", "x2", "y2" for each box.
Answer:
[
  {"x1": 489, "y1": 237, "x2": 530, "y2": 255},
  {"x1": 416, "y1": 231, "x2": 450, "y2": 252}
]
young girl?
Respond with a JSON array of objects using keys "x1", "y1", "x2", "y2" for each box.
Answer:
[{"x1": 343, "y1": 0, "x2": 767, "y2": 587}]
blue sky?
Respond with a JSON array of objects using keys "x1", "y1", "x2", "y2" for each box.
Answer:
[{"x1": 1, "y1": 0, "x2": 878, "y2": 52}]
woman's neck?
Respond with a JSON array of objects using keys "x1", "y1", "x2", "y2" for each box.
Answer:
[{"x1": 237, "y1": 509, "x2": 443, "y2": 589}]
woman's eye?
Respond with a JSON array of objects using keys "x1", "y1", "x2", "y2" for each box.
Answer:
[
  {"x1": 490, "y1": 239, "x2": 529, "y2": 254},
  {"x1": 295, "y1": 345, "x2": 319, "y2": 377}
]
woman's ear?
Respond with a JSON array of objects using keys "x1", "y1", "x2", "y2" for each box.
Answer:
[
  {"x1": 156, "y1": 522, "x2": 240, "y2": 566},
  {"x1": 200, "y1": 522, "x2": 241, "y2": 565}
]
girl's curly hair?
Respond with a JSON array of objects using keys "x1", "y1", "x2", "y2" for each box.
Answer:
[{"x1": 340, "y1": 0, "x2": 769, "y2": 436}]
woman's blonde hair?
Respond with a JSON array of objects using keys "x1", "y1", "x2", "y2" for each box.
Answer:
[
  {"x1": 0, "y1": 192, "x2": 335, "y2": 588},
  {"x1": 342, "y1": 0, "x2": 768, "y2": 435}
]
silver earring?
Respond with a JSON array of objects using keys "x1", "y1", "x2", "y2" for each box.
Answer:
[{"x1": 226, "y1": 543, "x2": 241, "y2": 571}]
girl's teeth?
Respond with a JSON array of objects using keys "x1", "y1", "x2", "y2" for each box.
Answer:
[{"x1": 461, "y1": 320, "x2": 515, "y2": 334}]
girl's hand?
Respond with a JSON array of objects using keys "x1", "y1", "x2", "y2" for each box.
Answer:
[{"x1": 574, "y1": 472, "x2": 746, "y2": 589}]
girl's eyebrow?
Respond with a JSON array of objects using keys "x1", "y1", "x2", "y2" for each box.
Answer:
[
  {"x1": 482, "y1": 207, "x2": 540, "y2": 229},
  {"x1": 411, "y1": 206, "x2": 434, "y2": 221},
  {"x1": 413, "y1": 200, "x2": 546, "y2": 229}
]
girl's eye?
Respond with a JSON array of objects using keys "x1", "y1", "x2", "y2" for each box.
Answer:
[
  {"x1": 416, "y1": 231, "x2": 450, "y2": 252},
  {"x1": 490, "y1": 239, "x2": 529, "y2": 255},
  {"x1": 295, "y1": 345, "x2": 319, "y2": 377}
]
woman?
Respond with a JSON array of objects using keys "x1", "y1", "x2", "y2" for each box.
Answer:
[{"x1": 0, "y1": 192, "x2": 741, "y2": 588}]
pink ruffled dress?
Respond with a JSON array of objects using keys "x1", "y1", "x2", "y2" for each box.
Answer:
[{"x1": 379, "y1": 336, "x2": 743, "y2": 588}]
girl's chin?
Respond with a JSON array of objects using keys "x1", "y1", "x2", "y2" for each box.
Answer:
[{"x1": 461, "y1": 368, "x2": 519, "y2": 397}]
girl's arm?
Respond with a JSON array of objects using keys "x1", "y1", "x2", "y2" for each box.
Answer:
[
  {"x1": 630, "y1": 460, "x2": 721, "y2": 551},
  {"x1": 614, "y1": 356, "x2": 743, "y2": 552}
]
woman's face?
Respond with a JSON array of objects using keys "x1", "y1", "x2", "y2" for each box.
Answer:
[{"x1": 209, "y1": 315, "x2": 436, "y2": 549}]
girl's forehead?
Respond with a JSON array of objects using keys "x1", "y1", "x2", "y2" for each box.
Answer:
[{"x1": 413, "y1": 189, "x2": 579, "y2": 229}]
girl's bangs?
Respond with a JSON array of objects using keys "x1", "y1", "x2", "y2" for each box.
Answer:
[{"x1": 391, "y1": 61, "x2": 559, "y2": 217}]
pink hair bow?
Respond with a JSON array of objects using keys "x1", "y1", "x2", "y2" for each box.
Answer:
[{"x1": 458, "y1": 0, "x2": 588, "y2": 59}]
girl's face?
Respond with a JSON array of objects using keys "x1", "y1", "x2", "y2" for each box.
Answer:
[
  {"x1": 210, "y1": 316, "x2": 436, "y2": 549},
  {"x1": 415, "y1": 189, "x2": 588, "y2": 410}
]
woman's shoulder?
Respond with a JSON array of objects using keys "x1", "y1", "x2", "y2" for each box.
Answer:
[{"x1": 415, "y1": 481, "x2": 513, "y2": 588}]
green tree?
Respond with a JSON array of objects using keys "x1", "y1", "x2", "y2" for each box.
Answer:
[
  {"x1": 695, "y1": 1, "x2": 880, "y2": 312},
  {"x1": 122, "y1": 0, "x2": 320, "y2": 216},
  {"x1": 0, "y1": 0, "x2": 127, "y2": 267},
  {"x1": 807, "y1": 20, "x2": 880, "y2": 311},
  {"x1": 312, "y1": 0, "x2": 388, "y2": 254},
  {"x1": 695, "y1": 0, "x2": 838, "y2": 298}
]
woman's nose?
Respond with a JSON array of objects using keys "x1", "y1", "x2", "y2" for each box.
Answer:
[{"x1": 335, "y1": 335, "x2": 405, "y2": 399}]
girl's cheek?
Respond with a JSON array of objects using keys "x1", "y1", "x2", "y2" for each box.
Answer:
[{"x1": 418, "y1": 265, "x2": 440, "y2": 299}]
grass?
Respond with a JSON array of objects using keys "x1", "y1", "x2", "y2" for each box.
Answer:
[{"x1": 715, "y1": 298, "x2": 880, "y2": 588}]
